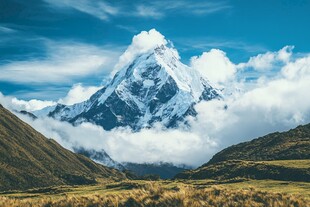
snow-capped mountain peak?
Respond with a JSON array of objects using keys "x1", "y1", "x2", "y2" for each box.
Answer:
[{"x1": 35, "y1": 44, "x2": 221, "y2": 130}]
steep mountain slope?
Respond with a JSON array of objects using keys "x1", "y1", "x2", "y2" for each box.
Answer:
[
  {"x1": 0, "y1": 104, "x2": 125, "y2": 192},
  {"x1": 175, "y1": 124, "x2": 310, "y2": 181},
  {"x1": 37, "y1": 45, "x2": 220, "y2": 131},
  {"x1": 207, "y1": 124, "x2": 310, "y2": 165}
]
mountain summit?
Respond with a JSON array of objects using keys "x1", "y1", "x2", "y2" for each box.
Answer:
[{"x1": 36, "y1": 44, "x2": 220, "y2": 130}]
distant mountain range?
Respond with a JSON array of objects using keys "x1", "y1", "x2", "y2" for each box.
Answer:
[
  {"x1": 175, "y1": 124, "x2": 310, "y2": 182},
  {"x1": 0, "y1": 104, "x2": 125, "y2": 192}
]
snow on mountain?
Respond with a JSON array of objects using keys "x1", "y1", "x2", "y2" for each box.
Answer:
[
  {"x1": 34, "y1": 44, "x2": 221, "y2": 131},
  {"x1": 32, "y1": 31, "x2": 222, "y2": 170}
]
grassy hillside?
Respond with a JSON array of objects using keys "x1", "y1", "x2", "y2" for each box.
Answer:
[
  {"x1": 0, "y1": 180, "x2": 308, "y2": 206},
  {"x1": 0, "y1": 104, "x2": 125, "y2": 192},
  {"x1": 208, "y1": 124, "x2": 310, "y2": 165},
  {"x1": 175, "y1": 124, "x2": 310, "y2": 181},
  {"x1": 175, "y1": 160, "x2": 310, "y2": 181}
]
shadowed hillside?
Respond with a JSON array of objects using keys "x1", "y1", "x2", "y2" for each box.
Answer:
[
  {"x1": 0, "y1": 104, "x2": 125, "y2": 192},
  {"x1": 123, "y1": 162, "x2": 188, "y2": 179}
]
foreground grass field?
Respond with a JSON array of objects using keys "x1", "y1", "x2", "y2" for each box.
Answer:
[{"x1": 0, "y1": 179, "x2": 309, "y2": 207}]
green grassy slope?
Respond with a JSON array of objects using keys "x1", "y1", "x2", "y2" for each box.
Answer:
[
  {"x1": 175, "y1": 160, "x2": 310, "y2": 181},
  {"x1": 175, "y1": 124, "x2": 310, "y2": 181},
  {"x1": 0, "y1": 104, "x2": 125, "y2": 192},
  {"x1": 208, "y1": 124, "x2": 310, "y2": 165}
]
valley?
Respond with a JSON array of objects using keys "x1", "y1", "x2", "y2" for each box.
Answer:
[{"x1": 0, "y1": 104, "x2": 309, "y2": 206}]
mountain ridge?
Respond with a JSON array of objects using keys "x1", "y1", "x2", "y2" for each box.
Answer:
[
  {"x1": 0, "y1": 104, "x2": 125, "y2": 192},
  {"x1": 206, "y1": 123, "x2": 310, "y2": 165}
]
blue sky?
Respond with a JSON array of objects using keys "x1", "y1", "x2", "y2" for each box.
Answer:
[{"x1": 1, "y1": 0, "x2": 310, "y2": 100}]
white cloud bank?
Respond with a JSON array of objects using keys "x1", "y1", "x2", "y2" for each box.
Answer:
[
  {"x1": 0, "y1": 84, "x2": 101, "y2": 111},
  {"x1": 15, "y1": 115, "x2": 218, "y2": 167},
  {"x1": 190, "y1": 49, "x2": 236, "y2": 85},
  {"x1": 238, "y1": 46, "x2": 294, "y2": 71},
  {"x1": 0, "y1": 92, "x2": 56, "y2": 112},
  {"x1": 58, "y1": 84, "x2": 102, "y2": 105}
]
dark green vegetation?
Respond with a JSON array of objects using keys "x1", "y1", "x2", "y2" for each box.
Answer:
[
  {"x1": 175, "y1": 124, "x2": 310, "y2": 181},
  {"x1": 0, "y1": 104, "x2": 125, "y2": 192},
  {"x1": 123, "y1": 162, "x2": 188, "y2": 179}
]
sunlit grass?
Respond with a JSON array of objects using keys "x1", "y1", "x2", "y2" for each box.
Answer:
[{"x1": 0, "y1": 179, "x2": 309, "y2": 207}]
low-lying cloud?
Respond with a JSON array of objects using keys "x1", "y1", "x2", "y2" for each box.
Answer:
[
  {"x1": 0, "y1": 83, "x2": 102, "y2": 111},
  {"x1": 58, "y1": 84, "x2": 102, "y2": 105}
]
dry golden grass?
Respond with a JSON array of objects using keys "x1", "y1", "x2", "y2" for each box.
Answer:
[{"x1": 0, "y1": 181, "x2": 308, "y2": 207}]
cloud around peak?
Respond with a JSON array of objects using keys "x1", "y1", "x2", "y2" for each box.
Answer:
[
  {"x1": 190, "y1": 49, "x2": 237, "y2": 85},
  {"x1": 113, "y1": 29, "x2": 170, "y2": 73}
]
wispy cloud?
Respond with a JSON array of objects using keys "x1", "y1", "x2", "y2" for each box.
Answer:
[
  {"x1": 177, "y1": 37, "x2": 267, "y2": 54},
  {"x1": 43, "y1": 0, "x2": 119, "y2": 20},
  {"x1": 116, "y1": 25, "x2": 139, "y2": 33},
  {"x1": 133, "y1": 0, "x2": 231, "y2": 19},
  {"x1": 43, "y1": 0, "x2": 230, "y2": 20},
  {"x1": 0, "y1": 40, "x2": 122, "y2": 84},
  {"x1": 0, "y1": 26, "x2": 16, "y2": 33},
  {"x1": 135, "y1": 5, "x2": 164, "y2": 19}
]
